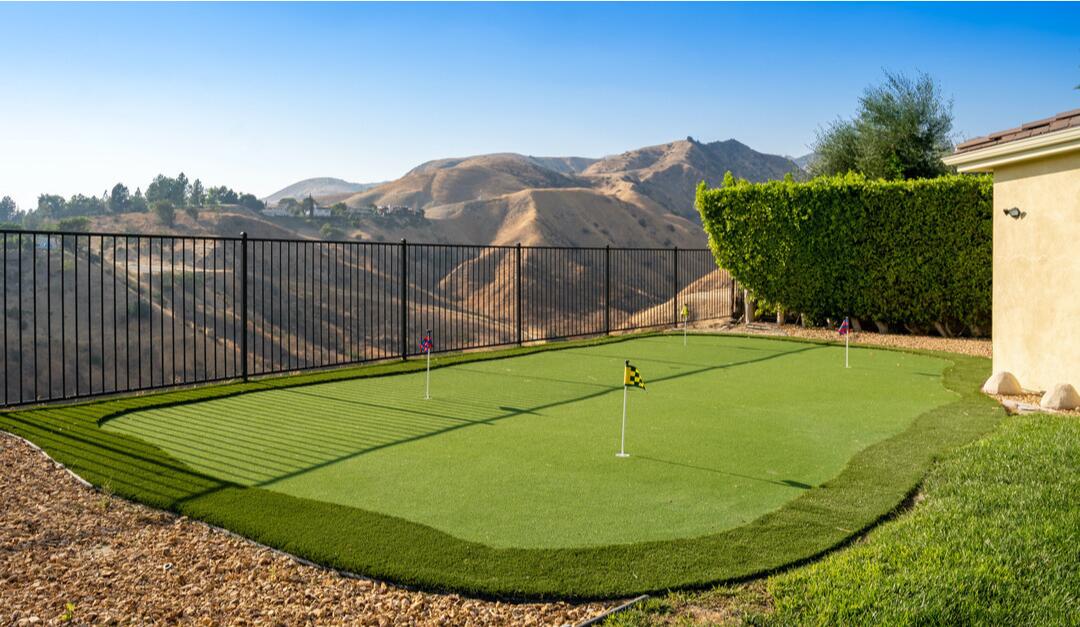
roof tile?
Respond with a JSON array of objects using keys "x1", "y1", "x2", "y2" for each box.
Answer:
[{"x1": 954, "y1": 109, "x2": 1080, "y2": 154}]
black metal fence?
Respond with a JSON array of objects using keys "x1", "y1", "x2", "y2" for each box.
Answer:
[{"x1": 0, "y1": 230, "x2": 736, "y2": 407}]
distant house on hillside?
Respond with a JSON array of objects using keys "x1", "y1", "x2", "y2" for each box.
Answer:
[
  {"x1": 263, "y1": 195, "x2": 332, "y2": 218},
  {"x1": 944, "y1": 108, "x2": 1080, "y2": 410}
]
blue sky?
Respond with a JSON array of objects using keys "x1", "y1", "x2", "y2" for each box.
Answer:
[{"x1": 1, "y1": 2, "x2": 1077, "y2": 207}]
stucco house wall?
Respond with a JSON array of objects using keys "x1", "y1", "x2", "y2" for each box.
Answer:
[
  {"x1": 989, "y1": 152, "x2": 1080, "y2": 392},
  {"x1": 944, "y1": 110, "x2": 1080, "y2": 398}
]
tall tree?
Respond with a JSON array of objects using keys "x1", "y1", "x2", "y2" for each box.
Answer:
[
  {"x1": 108, "y1": 183, "x2": 131, "y2": 213},
  {"x1": 177, "y1": 172, "x2": 189, "y2": 205},
  {"x1": 36, "y1": 194, "x2": 67, "y2": 218},
  {"x1": 811, "y1": 71, "x2": 955, "y2": 180},
  {"x1": 131, "y1": 187, "x2": 148, "y2": 213},
  {"x1": 189, "y1": 178, "x2": 204, "y2": 207},
  {"x1": 0, "y1": 196, "x2": 17, "y2": 221},
  {"x1": 146, "y1": 174, "x2": 187, "y2": 206}
]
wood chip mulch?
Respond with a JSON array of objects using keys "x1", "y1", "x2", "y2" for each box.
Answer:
[{"x1": 0, "y1": 433, "x2": 615, "y2": 626}]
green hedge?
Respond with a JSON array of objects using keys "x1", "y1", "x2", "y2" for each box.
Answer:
[{"x1": 695, "y1": 173, "x2": 993, "y2": 334}]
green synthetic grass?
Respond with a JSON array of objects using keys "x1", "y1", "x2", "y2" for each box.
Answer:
[
  {"x1": 103, "y1": 335, "x2": 954, "y2": 549},
  {"x1": 764, "y1": 413, "x2": 1080, "y2": 625},
  {"x1": 0, "y1": 333, "x2": 1004, "y2": 598}
]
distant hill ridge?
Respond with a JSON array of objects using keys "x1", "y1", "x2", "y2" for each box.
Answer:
[
  {"x1": 263, "y1": 177, "x2": 382, "y2": 205},
  {"x1": 258, "y1": 138, "x2": 802, "y2": 247}
]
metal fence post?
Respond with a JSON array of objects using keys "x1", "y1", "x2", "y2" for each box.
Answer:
[
  {"x1": 240, "y1": 232, "x2": 249, "y2": 382},
  {"x1": 400, "y1": 238, "x2": 408, "y2": 360},
  {"x1": 672, "y1": 246, "x2": 679, "y2": 325},
  {"x1": 515, "y1": 243, "x2": 522, "y2": 346},
  {"x1": 604, "y1": 245, "x2": 611, "y2": 335}
]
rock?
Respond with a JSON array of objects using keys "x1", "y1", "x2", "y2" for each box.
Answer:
[
  {"x1": 982, "y1": 372, "x2": 1023, "y2": 395},
  {"x1": 1040, "y1": 384, "x2": 1080, "y2": 410}
]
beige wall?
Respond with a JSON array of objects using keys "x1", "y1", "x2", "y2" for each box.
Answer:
[{"x1": 991, "y1": 150, "x2": 1080, "y2": 392}]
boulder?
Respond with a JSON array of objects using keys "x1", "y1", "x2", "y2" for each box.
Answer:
[
  {"x1": 1040, "y1": 384, "x2": 1080, "y2": 411},
  {"x1": 981, "y1": 372, "x2": 1023, "y2": 395}
]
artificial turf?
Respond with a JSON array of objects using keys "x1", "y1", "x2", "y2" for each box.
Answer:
[
  {"x1": 0, "y1": 333, "x2": 1004, "y2": 598},
  {"x1": 103, "y1": 335, "x2": 955, "y2": 549}
]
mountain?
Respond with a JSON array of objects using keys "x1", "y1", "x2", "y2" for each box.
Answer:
[
  {"x1": 792, "y1": 152, "x2": 818, "y2": 172},
  {"x1": 344, "y1": 153, "x2": 589, "y2": 210},
  {"x1": 581, "y1": 138, "x2": 803, "y2": 219},
  {"x1": 335, "y1": 138, "x2": 802, "y2": 246},
  {"x1": 263, "y1": 177, "x2": 382, "y2": 205}
]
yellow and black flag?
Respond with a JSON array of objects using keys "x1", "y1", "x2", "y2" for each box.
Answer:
[{"x1": 624, "y1": 360, "x2": 646, "y2": 390}]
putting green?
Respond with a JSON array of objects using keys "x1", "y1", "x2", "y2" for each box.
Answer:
[{"x1": 104, "y1": 335, "x2": 955, "y2": 549}]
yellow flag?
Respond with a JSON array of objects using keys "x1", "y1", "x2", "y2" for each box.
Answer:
[
  {"x1": 680, "y1": 303, "x2": 690, "y2": 319},
  {"x1": 623, "y1": 361, "x2": 646, "y2": 390}
]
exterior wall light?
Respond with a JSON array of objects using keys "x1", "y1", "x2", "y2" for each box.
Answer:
[{"x1": 1003, "y1": 207, "x2": 1026, "y2": 219}]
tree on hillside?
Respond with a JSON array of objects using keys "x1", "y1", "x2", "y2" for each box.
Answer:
[
  {"x1": 0, "y1": 196, "x2": 18, "y2": 221},
  {"x1": 146, "y1": 174, "x2": 187, "y2": 206},
  {"x1": 109, "y1": 183, "x2": 131, "y2": 213},
  {"x1": 237, "y1": 193, "x2": 264, "y2": 211},
  {"x1": 811, "y1": 71, "x2": 955, "y2": 180},
  {"x1": 36, "y1": 194, "x2": 67, "y2": 218},
  {"x1": 302, "y1": 196, "x2": 315, "y2": 218},
  {"x1": 66, "y1": 194, "x2": 105, "y2": 216},
  {"x1": 131, "y1": 188, "x2": 148, "y2": 213},
  {"x1": 190, "y1": 178, "x2": 204, "y2": 207},
  {"x1": 206, "y1": 186, "x2": 238, "y2": 206},
  {"x1": 177, "y1": 173, "x2": 189, "y2": 204}
]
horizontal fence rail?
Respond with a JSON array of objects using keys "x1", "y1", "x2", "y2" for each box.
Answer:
[{"x1": 0, "y1": 230, "x2": 735, "y2": 407}]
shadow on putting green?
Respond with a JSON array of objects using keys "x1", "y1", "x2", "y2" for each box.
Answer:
[{"x1": 635, "y1": 455, "x2": 814, "y2": 490}]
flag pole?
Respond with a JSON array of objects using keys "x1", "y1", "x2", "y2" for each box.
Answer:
[
  {"x1": 424, "y1": 328, "x2": 432, "y2": 399},
  {"x1": 844, "y1": 318, "x2": 850, "y2": 369},
  {"x1": 617, "y1": 383, "x2": 629, "y2": 458}
]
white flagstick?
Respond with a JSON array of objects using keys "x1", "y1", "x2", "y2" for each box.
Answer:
[
  {"x1": 617, "y1": 383, "x2": 629, "y2": 458},
  {"x1": 425, "y1": 349, "x2": 431, "y2": 399},
  {"x1": 845, "y1": 331, "x2": 849, "y2": 369},
  {"x1": 683, "y1": 316, "x2": 687, "y2": 346}
]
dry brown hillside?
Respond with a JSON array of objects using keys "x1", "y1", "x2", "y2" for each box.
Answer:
[
  {"x1": 330, "y1": 138, "x2": 800, "y2": 247},
  {"x1": 88, "y1": 208, "x2": 307, "y2": 239},
  {"x1": 345, "y1": 153, "x2": 587, "y2": 209},
  {"x1": 583, "y1": 138, "x2": 803, "y2": 218}
]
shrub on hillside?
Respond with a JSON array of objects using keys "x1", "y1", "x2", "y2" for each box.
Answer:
[
  {"x1": 695, "y1": 172, "x2": 992, "y2": 335},
  {"x1": 319, "y1": 223, "x2": 345, "y2": 240},
  {"x1": 56, "y1": 216, "x2": 91, "y2": 232},
  {"x1": 151, "y1": 200, "x2": 175, "y2": 226}
]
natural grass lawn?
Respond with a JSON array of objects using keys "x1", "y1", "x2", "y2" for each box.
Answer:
[
  {"x1": 0, "y1": 333, "x2": 1004, "y2": 598},
  {"x1": 103, "y1": 334, "x2": 953, "y2": 549},
  {"x1": 606, "y1": 413, "x2": 1080, "y2": 625}
]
